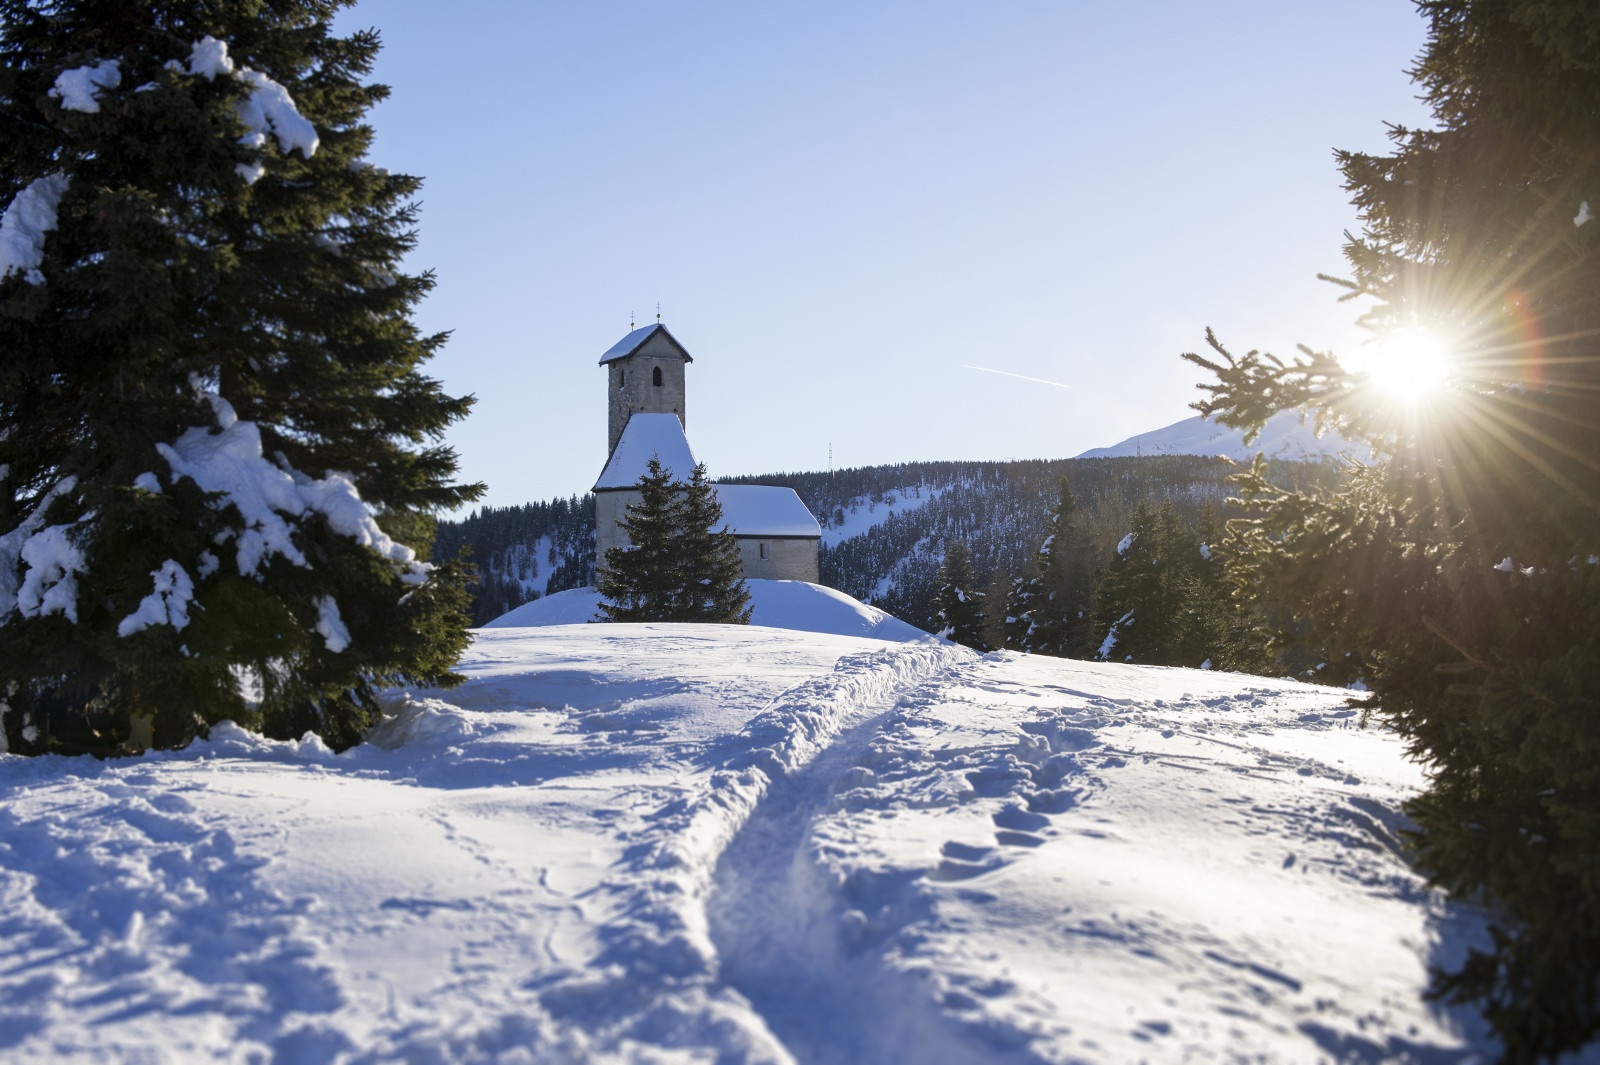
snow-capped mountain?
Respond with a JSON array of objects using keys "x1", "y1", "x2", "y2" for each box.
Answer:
[
  {"x1": 0, "y1": 583, "x2": 1507, "y2": 1063},
  {"x1": 1077, "y1": 409, "x2": 1366, "y2": 463}
]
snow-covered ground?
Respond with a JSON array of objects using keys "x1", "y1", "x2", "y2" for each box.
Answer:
[{"x1": 0, "y1": 601, "x2": 1515, "y2": 1063}]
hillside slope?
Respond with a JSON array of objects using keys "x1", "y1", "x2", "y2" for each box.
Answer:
[
  {"x1": 0, "y1": 619, "x2": 1517, "y2": 1063},
  {"x1": 438, "y1": 455, "x2": 1339, "y2": 632}
]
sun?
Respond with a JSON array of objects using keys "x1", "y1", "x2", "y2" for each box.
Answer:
[{"x1": 1365, "y1": 330, "x2": 1454, "y2": 399}]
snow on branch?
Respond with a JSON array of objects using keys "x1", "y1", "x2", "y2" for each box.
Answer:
[
  {"x1": 16, "y1": 521, "x2": 90, "y2": 623},
  {"x1": 0, "y1": 477, "x2": 80, "y2": 625},
  {"x1": 314, "y1": 596, "x2": 350, "y2": 652},
  {"x1": 154, "y1": 388, "x2": 430, "y2": 587},
  {"x1": 117, "y1": 560, "x2": 195, "y2": 636},
  {"x1": 49, "y1": 59, "x2": 121, "y2": 113},
  {"x1": 0, "y1": 174, "x2": 70, "y2": 285},
  {"x1": 184, "y1": 36, "x2": 319, "y2": 184}
]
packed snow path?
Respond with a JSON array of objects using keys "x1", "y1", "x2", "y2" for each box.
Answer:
[{"x1": 0, "y1": 623, "x2": 1516, "y2": 1063}]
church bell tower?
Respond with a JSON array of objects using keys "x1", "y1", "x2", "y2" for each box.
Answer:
[{"x1": 598, "y1": 322, "x2": 693, "y2": 456}]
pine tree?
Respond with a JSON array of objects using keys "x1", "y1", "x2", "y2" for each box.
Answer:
[
  {"x1": 934, "y1": 538, "x2": 987, "y2": 650},
  {"x1": 1183, "y1": 3, "x2": 1600, "y2": 1055},
  {"x1": 595, "y1": 458, "x2": 681, "y2": 623},
  {"x1": 1015, "y1": 479, "x2": 1097, "y2": 658},
  {"x1": 676, "y1": 463, "x2": 751, "y2": 624},
  {"x1": 0, "y1": 0, "x2": 480, "y2": 755}
]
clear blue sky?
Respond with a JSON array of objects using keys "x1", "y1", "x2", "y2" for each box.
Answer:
[{"x1": 333, "y1": 1, "x2": 1431, "y2": 511}]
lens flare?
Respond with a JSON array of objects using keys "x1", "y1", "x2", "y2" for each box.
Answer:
[{"x1": 1367, "y1": 331, "x2": 1453, "y2": 399}]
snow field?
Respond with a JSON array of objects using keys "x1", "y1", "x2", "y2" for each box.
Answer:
[
  {"x1": 0, "y1": 623, "x2": 1507, "y2": 1063},
  {"x1": 0, "y1": 625, "x2": 961, "y2": 1062},
  {"x1": 721, "y1": 653, "x2": 1493, "y2": 1062}
]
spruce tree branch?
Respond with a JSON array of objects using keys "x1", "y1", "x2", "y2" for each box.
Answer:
[{"x1": 1420, "y1": 615, "x2": 1488, "y2": 671}]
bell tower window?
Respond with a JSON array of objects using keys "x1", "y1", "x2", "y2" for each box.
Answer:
[{"x1": 652, "y1": 366, "x2": 663, "y2": 387}]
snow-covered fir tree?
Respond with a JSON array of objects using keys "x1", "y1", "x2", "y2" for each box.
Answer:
[
  {"x1": 934, "y1": 538, "x2": 986, "y2": 650},
  {"x1": 979, "y1": 564, "x2": 1011, "y2": 653},
  {"x1": 1009, "y1": 479, "x2": 1096, "y2": 657},
  {"x1": 1092, "y1": 500, "x2": 1203, "y2": 666},
  {"x1": 0, "y1": 0, "x2": 480, "y2": 754}
]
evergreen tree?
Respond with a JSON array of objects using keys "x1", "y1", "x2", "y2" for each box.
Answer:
[
  {"x1": 1174, "y1": 505, "x2": 1272, "y2": 673},
  {"x1": 979, "y1": 565, "x2": 1011, "y2": 653},
  {"x1": 595, "y1": 458, "x2": 681, "y2": 623},
  {"x1": 676, "y1": 463, "x2": 751, "y2": 624},
  {"x1": 1092, "y1": 500, "x2": 1203, "y2": 665},
  {"x1": 1001, "y1": 566, "x2": 1035, "y2": 652},
  {"x1": 934, "y1": 538, "x2": 986, "y2": 650},
  {"x1": 0, "y1": 0, "x2": 479, "y2": 755},
  {"x1": 1183, "y1": 3, "x2": 1600, "y2": 1055},
  {"x1": 1015, "y1": 479, "x2": 1097, "y2": 657}
]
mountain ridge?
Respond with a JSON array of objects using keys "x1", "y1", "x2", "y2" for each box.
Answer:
[{"x1": 1077, "y1": 408, "x2": 1365, "y2": 463}]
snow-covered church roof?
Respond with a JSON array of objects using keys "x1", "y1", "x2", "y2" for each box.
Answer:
[
  {"x1": 594, "y1": 412, "x2": 698, "y2": 490},
  {"x1": 598, "y1": 323, "x2": 693, "y2": 365},
  {"x1": 712, "y1": 485, "x2": 821, "y2": 539},
  {"x1": 592, "y1": 414, "x2": 820, "y2": 537}
]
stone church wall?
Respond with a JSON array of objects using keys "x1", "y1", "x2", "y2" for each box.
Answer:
[{"x1": 733, "y1": 537, "x2": 819, "y2": 583}]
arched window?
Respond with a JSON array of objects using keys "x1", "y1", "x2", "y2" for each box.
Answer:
[{"x1": 652, "y1": 366, "x2": 663, "y2": 387}]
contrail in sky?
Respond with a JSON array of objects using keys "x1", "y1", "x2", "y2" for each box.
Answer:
[{"x1": 961, "y1": 365, "x2": 1072, "y2": 389}]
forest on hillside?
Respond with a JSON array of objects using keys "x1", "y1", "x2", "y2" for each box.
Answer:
[{"x1": 434, "y1": 455, "x2": 1341, "y2": 628}]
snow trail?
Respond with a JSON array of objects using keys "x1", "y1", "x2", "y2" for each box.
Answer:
[
  {"x1": 709, "y1": 657, "x2": 1020, "y2": 1065},
  {"x1": 501, "y1": 636, "x2": 970, "y2": 1059}
]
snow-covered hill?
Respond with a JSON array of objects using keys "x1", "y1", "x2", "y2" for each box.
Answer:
[
  {"x1": 0, "y1": 605, "x2": 1519, "y2": 1062},
  {"x1": 486, "y1": 580, "x2": 936, "y2": 644},
  {"x1": 1077, "y1": 409, "x2": 1368, "y2": 463}
]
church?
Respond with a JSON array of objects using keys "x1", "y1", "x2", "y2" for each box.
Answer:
[{"x1": 592, "y1": 322, "x2": 821, "y2": 582}]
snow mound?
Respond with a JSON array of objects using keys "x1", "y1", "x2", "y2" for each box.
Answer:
[
  {"x1": 1079, "y1": 409, "x2": 1369, "y2": 463},
  {"x1": 484, "y1": 579, "x2": 936, "y2": 643}
]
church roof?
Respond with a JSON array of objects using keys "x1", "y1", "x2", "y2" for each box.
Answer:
[
  {"x1": 598, "y1": 322, "x2": 693, "y2": 365},
  {"x1": 593, "y1": 412, "x2": 698, "y2": 490},
  {"x1": 712, "y1": 485, "x2": 821, "y2": 538}
]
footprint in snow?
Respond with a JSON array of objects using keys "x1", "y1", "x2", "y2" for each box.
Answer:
[{"x1": 928, "y1": 841, "x2": 1004, "y2": 882}]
